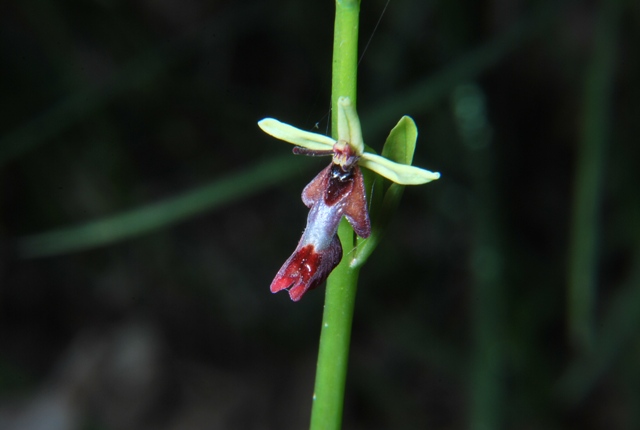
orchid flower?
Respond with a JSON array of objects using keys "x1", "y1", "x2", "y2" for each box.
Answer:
[{"x1": 259, "y1": 96, "x2": 440, "y2": 301}]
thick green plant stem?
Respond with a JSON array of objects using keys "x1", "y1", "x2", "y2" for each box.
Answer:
[
  {"x1": 310, "y1": 1, "x2": 361, "y2": 430},
  {"x1": 309, "y1": 226, "x2": 360, "y2": 430},
  {"x1": 330, "y1": 0, "x2": 360, "y2": 137}
]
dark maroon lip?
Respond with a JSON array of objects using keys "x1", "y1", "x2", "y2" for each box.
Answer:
[{"x1": 271, "y1": 162, "x2": 371, "y2": 301}]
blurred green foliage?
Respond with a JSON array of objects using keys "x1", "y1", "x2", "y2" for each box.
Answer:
[{"x1": 1, "y1": 0, "x2": 639, "y2": 429}]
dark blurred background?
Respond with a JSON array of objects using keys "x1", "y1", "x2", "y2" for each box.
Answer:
[{"x1": 1, "y1": 0, "x2": 639, "y2": 429}]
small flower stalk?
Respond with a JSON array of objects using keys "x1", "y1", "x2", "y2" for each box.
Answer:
[{"x1": 259, "y1": 96, "x2": 440, "y2": 301}]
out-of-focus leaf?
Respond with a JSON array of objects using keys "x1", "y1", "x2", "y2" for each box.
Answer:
[{"x1": 18, "y1": 155, "x2": 310, "y2": 258}]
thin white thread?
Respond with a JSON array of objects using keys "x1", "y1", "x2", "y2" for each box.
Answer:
[
  {"x1": 358, "y1": 0, "x2": 392, "y2": 66},
  {"x1": 314, "y1": 0, "x2": 393, "y2": 132}
]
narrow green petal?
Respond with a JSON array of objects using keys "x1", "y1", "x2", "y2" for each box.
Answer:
[
  {"x1": 337, "y1": 98, "x2": 350, "y2": 143},
  {"x1": 360, "y1": 152, "x2": 440, "y2": 185},
  {"x1": 337, "y1": 97, "x2": 364, "y2": 154},
  {"x1": 258, "y1": 118, "x2": 335, "y2": 150}
]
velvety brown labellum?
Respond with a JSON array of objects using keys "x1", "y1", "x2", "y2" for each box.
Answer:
[
  {"x1": 302, "y1": 164, "x2": 371, "y2": 238},
  {"x1": 270, "y1": 239, "x2": 342, "y2": 302},
  {"x1": 271, "y1": 163, "x2": 371, "y2": 301}
]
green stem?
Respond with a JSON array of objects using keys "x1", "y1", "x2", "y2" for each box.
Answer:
[
  {"x1": 330, "y1": 0, "x2": 360, "y2": 137},
  {"x1": 567, "y1": 0, "x2": 620, "y2": 353},
  {"x1": 310, "y1": 1, "x2": 361, "y2": 430},
  {"x1": 309, "y1": 225, "x2": 360, "y2": 429}
]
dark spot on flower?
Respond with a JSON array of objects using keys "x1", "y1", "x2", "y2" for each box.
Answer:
[{"x1": 325, "y1": 164, "x2": 354, "y2": 205}]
